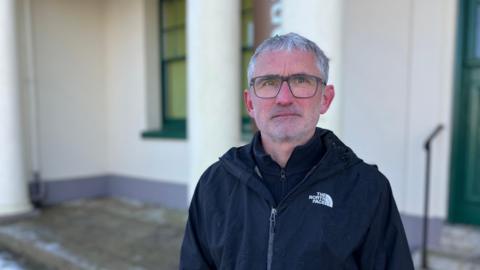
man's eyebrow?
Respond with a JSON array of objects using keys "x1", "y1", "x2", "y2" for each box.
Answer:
[
  {"x1": 251, "y1": 74, "x2": 281, "y2": 81},
  {"x1": 255, "y1": 73, "x2": 312, "y2": 78},
  {"x1": 289, "y1": 73, "x2": 313, "y2": 76},
  {"x1": 255, "y1": 74, "x2": 280, "y2": 78}
]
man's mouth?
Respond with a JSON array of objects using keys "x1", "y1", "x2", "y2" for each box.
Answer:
[{"x1": 271, "y1": 113, "x2": 300, "y2": 119}]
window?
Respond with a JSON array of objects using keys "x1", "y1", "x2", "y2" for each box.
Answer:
[
  {"x1": 241, "y1": 0, "x2": 254, "y2": 138},
  {"x1": 143, "y1": 0, "x2": 254, "y2": 139},
  {"x1": 143, "y1": 0, "x2": 186, "y2": 139}
]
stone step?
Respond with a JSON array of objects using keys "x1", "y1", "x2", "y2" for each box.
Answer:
[
  {"x1": 440, "y1": 224, "x2": 480, "y2": 254},
  {"x1": 413, "y1": 246, "x2": 480, "y2": 270},
  {"x1": 0, "y1": 198, "x2": 187, "y2": 270},
  {"x1": 0, "y1": 247, "x2": 51, "y2": 270},
  {"x1": 0, "y1": 222, "x2": 94, "y2": 270}
]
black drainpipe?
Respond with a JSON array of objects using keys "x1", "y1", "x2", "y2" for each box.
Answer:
[
  {"x1": 29, "y1": 171, "x2": 46, "y2": 208},
  {"x1": 421, "y1": 124, "x2": 444, "y2": 269}
]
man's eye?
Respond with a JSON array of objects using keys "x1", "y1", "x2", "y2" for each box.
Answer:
[
  {"x1": 292, "y1": 76, "x2": 307, "y2": 84},
  {"x1": 260, "y1": 79, "x2": 277, "y2": 87},
  {"x1": 265, "y1": 80, "x2": 275, "y2": 86}
]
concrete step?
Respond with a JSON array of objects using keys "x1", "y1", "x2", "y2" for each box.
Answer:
[
  {"x1": 0, "y1": 246, "x2": 52, "y2": 270},
  {"x1": 0, "y1": 198, "x2": 187, "y2": 270},
  {"x1": 440, "y1": 224, "x2": 480, "y2": 255},
  {"x1": 0, "y1": 216, "x2": 104, "y2": 270},
  {"x1": 413, "y1": 245, "x2": 480, "y2": 270},
  {"x1": 412, "y1": 223, "x2": 480, "y2": 270}
]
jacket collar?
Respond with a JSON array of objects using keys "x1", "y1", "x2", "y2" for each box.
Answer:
[
  {"x1": 252, "y1": 128, "x2": 326, "y2": 175},
  {"x1": 219, "y1": 128, "x2": 362, "y2": 204}
]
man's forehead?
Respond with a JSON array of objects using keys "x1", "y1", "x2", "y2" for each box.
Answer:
[
  {"x1": 256, "y1": 49, "x2": 315, "y2": 61},
  {"x1": 253, "y1": 50, "x2": 320, "y2": 76}
]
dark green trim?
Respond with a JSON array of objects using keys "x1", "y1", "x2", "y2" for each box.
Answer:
[
  {"x1": 161, "y1": 24, "x2": 186, "y2": 32},
  {"x1": 162, "y1": 56, "x2": 186, "y2": 63},
  {"x1": 464, "y1": 59, "x2": 480, "y2": 66},
  {"x1": 448, "y1": 0, "x2": 466, "y2": 224},
  {"x1": 448, "y1": 0, "x2": 480, "y2": 225},
  {"x1": 240, "y1": 0, "x2": 253, "y2": 140},
  {"x1": 465, "y1": 0, "x2": 480, "y2": 61},
  {"x1": 158, "y1": 0, "x2": 186, "y2": 139},
  {"x1": 241, "y1": 8, "x2": 253, "y2": 15},
  {"x1": 240, "y1": 42, "x2": 253, "y2": 139},
  {"x1": 142, "y1": 120, "x2": 186, "y2": 139},
  {"x1": 158, "y1": 0, "x2": 164, "y2": 128},
  {"x1": 241, "y1": 117, "x2": 254, "y2": 140}
]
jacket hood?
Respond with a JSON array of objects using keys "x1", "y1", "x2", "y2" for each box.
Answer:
[{"x1": 218, "y1": 128, "x2": 363, "y2": 202}]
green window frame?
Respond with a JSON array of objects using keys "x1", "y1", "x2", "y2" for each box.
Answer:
[
  {"x1": 143, "y1": 0, "x2": 186, "y2": 139},
  {"x1": 241, "y1": 0, "x2": 254, "y2": 139}
]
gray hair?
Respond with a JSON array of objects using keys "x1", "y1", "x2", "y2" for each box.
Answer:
[{"x1": 247, "y1": 32, "x2": 330, "y2": 84}]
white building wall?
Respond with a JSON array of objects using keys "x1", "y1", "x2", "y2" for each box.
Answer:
[
  {"x1": 26, "y1": 0, "x2": 189, "y2": 185},
  {"x1": 104, "y1": 0, "x2": 188, "y2": 184},
  {"x1": 342, "y1": 0, "x2": 411, "y2": 213},
  {"x1": 341, "y1": 0, "x2": 456, "y2": 218},
  {"x1": 187, "y1": 0, "x2": 241, "y2": 198},
  {"x1": 404, "y1": 0, "x2": 456, "y2": 218},
  {"x1": 0, "y1": 0, "x2": 32, "y2": 216},
  {"x1": 17, "y1": 0, "x2": 34, "y2": 181},
  {"x1": 29, "y1": 0, "x2": 108, "y2": 180}
]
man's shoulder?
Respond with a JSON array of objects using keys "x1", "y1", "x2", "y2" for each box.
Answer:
[
  {"x1": 318, "y1": 128, "x2": 391, "y2": 193},
  {"x1": 347, "y1": 160, "x2": 394, "y2": 203},
  {"x1": 354, "y1": 161, "x2": 387, "y2": 180},
  {"x1": 197, "y1": 143, "x2": 253, "y2": 188}
]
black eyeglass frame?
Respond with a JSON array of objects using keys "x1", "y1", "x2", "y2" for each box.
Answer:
[{"x1": 249, "y1": 74, "x2": 327, "y2": 99}]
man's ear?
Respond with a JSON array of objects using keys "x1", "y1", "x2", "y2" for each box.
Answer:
[
  {"x1": 243, "y1": 89, "x2": 255, "y2": 117},
  {"x1": 320, "y1": 85, "x2": 335, "y2": 114}
]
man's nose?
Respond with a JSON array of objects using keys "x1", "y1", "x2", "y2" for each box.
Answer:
[{"x1": 275, "y1": 81, "x2": 295, "y2": 105}]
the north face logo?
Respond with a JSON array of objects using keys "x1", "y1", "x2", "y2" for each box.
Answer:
[{"x1": 308, "y1": 192, "x2": 333, "y2": 208}]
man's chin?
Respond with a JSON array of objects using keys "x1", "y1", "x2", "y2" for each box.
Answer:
[{"x1": 267, "y1": 129, "x2": 305, "y2": 143}]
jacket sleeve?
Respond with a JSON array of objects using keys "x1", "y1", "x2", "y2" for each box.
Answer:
[
  {"x1": 179, "y1": 181, "x2": 215, "y2": 270},
  {"x1": 357, "y1": 178, "x2": 415, "y2": 270}
]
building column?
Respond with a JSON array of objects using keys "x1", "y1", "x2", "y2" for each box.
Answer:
[
  {"x1": 282, "y1": 0, "x2": 344, "y2": 136},
  {"x1": 187, "y1": 0, "x2": 241, "y2": 199},
  {"x1": 0, "y1": 0, "x2": 32, "y2": 217}
]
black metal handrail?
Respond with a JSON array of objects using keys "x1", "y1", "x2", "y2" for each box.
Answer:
[{"x1": 421, "y1": 124, "x2": 444, "y2": 269}]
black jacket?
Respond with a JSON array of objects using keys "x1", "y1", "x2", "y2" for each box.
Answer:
[{"x1": 180, "y1": 129, "x2": 414, "y2": 270}]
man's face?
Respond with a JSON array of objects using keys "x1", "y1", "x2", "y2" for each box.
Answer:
[{"x1": 244, "y1": 50, "x2": 334, "y2": 144}]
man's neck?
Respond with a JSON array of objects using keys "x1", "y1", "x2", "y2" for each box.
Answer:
[{"x1": 261, "y1": 130, "x2": 316, "y2": 168}]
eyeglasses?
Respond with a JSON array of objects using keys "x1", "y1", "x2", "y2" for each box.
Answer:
[{"x1": 249, "y1": 74, "x2": 326, "y2": 99}]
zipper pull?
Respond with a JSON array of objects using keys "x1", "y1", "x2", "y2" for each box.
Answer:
[
  {"x1": 254, "y1": 166, "x2": 263, "y2": 179},
  {"x1": 280, "y1": 169, "x2": 287, "y2": 197},
  {"x1": 270, "y1": 208, "x2": 277, "y2": 232}
]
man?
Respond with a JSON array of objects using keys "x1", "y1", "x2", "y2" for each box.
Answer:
[{"x1": 180, "y1": 33, "x2": 414, "y2": 270}]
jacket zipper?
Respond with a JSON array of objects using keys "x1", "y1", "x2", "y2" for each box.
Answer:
[
  {"x1": 267, "y1": 207, "x2": 277, "y2": 270},
  {"x1": 278, "y1": 164, "x2": 319, "y2": 206},
  {"x1": 280, "y1": 168, "x2": 286, "y2": 198}
]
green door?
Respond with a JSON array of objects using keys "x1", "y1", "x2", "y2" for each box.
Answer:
[{"x1": 449, "y1": 0, "x2": 480, "y2": 225}]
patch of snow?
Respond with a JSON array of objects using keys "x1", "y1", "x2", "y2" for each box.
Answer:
[
  {"x1": 0, "y1": 251, "x2": 25, "y2": 270},
  {"x1": 117, "y1": 197, "x2": 144, "y2": 207},
  {"x1": 0, "y1": 226, "x2": 97, "y2": 269}
]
